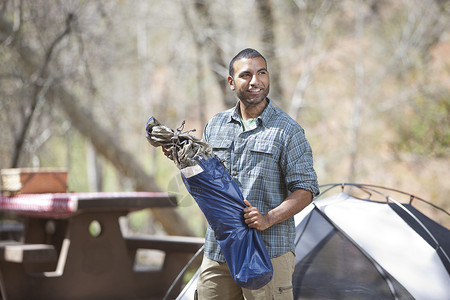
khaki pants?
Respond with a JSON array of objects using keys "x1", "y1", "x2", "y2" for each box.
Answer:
[{"x1": 196, "y1": 251, "x2": 295, "y2": 300}]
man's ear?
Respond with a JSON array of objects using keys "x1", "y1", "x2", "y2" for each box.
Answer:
[{"x1": 227, "y1": 76, "x2": 235, "y2": 91}]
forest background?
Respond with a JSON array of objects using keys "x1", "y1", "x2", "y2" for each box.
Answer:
[{"x1": 1, "y1": 0, "x2": 449, "y2": 235}]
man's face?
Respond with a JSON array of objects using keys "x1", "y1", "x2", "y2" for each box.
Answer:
[{"x1": 228, "y1": 57, "x2": 270, "y2": 107}]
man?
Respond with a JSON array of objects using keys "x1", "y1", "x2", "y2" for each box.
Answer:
[{"x1": 197, "y1": 48, "x2": 319, "y2": 299}]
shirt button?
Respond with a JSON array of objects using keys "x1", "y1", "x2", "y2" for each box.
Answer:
[{"x1": 232, "y1": 171, "x2": 238, "y2": 176}]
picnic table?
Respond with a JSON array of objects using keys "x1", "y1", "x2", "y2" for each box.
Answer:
[{"x1": 0, "y1": 192, "x2": 204, "y2": 300}]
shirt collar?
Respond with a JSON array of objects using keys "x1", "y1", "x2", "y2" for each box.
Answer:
[{"x1": 229, "y1": 98, "x2": 275, "y2": 127}]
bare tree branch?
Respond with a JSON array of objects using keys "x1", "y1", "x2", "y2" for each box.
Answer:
[{"x1": 11, "y1": 13, "x2": 73, "y2": 167}]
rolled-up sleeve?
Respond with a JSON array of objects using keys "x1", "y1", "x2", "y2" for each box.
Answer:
[{"x1": 282, "y1": 128, "x2": 319, "y2": 196}]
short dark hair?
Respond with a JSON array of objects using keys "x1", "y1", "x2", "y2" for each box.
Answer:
[{"x1": 229, "y1": 48, "x2": 267, "y2": 78}]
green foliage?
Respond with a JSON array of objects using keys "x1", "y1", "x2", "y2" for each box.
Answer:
[
  {"x1": 393, "y1": 91, "x2": 450, "y2": 157},
  {"x1": 65, "y1": 132, "x2": 90, "y2": 192},
  {"x1": 128, "y1": 209, "x2": 152, "y2": 233}
]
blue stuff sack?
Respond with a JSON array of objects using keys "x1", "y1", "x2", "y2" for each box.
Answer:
[{"x1": 181, "y1": 155, "x2": 273, "y2": 290}]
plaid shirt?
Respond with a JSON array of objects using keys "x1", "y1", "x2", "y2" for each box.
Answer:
[{"x1": 202, "y1": 99, "x2": 319, "y2": 262}]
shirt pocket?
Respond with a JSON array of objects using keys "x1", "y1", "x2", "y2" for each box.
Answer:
[
  {"x1": 248, "y1": 140, "x2": 279, "y2": 176},
  {"x1": 209, "y1": 138, "x2": 233, "y2": 169}
]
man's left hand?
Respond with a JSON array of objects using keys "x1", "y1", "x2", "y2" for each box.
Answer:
[{"x1": 243, "y1": 199, "x2": 270, "y2": 231}]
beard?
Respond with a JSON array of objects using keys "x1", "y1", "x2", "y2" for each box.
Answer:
[{"x1": 236, "y1": 84, "x2": 270, "y2": 107}]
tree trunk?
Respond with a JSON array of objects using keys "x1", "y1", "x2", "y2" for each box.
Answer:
[
  {"x1": 348, "y1": 2, "x2": 365, "y2": 183},
  {"x1": 256, "y1": 0, "x2": 283, "y2": 104},
  {"x1": 187, "y1": 1, "x2": 236, "y2": 108}
]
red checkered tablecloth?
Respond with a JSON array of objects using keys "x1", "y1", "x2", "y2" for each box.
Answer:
[{"x1": 0, "y1": 192, "x2": 175, "y2": 218}]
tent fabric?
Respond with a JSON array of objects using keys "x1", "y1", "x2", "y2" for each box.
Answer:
[
  {"x1": 145, "y1": 117, "x2": 273, "y2": 290},
  {"x1": 295, "y1": 192, "x2": 450, "y2": 300},
  {"x1": 388, "y1": 203, "x2": 450, "y2": 273},
  {"x1": 292, "y1": 204, "x2": 411, "y2": 299},
  {"x1": 293, "y1": 212, "x2": 413, "y2": 300}
]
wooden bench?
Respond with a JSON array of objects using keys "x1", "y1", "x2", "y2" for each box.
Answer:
[
  {"x1": 125, "y1": 235, "x2": 204, "y2": 253},
  {"x1": 0, "y1": 222, "x2": 24, "y2": 241},
  {"x1": 125, "y1": 235, "x2": 204, "y2": 299},
  {"x1": 0, "y1": 241, "x2": 57, "y2": 264}
]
